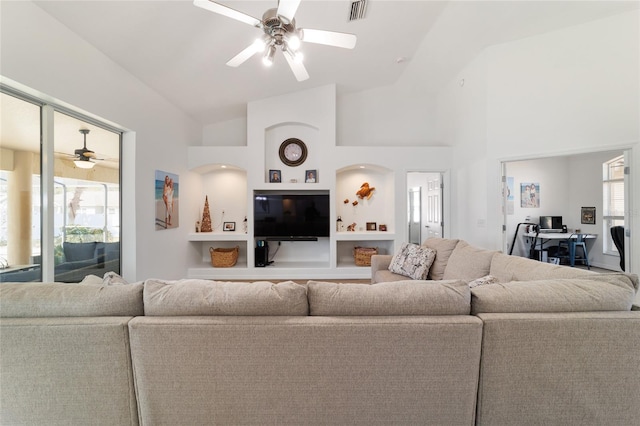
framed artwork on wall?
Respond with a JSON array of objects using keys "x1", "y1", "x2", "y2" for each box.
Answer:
[
  {"x1": 581, "y1": 207, "x2": 596, "y2": 224},
  {"x1": 155, "y1": 170, "x2": 179, "y2": 230}
]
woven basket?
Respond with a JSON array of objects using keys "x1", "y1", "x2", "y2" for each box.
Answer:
[
  {"x1": 209, "y1": 246, "x2": 239, "y2": 267},
  {"x1": 354, "y1": 246, "x2": 378, "y2": 266}
]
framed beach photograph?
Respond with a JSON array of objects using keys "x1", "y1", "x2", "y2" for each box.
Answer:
[
  {"x1": 155, "y1": 170, "x2": 179, "y2": 230},
  {"x1": 223, "y1": 221, "x2": 236, "y2": 231},
  {"x1": 269, "y1": 169, "x2": 281, "y2": 183},
  {"x1": 581, "y1": 207, "x2": 596, "y2": 224},
  {"x1": 520, "y1": 182, "x2": 540, "y2": 208}
]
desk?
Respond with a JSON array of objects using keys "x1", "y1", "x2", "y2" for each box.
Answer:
[{"x1": 523, "y1": 232, "x2": 597, "y2": 262}]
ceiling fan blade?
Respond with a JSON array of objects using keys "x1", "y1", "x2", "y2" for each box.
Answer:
[
  {"x1": 277, "y1": 0, "x2": 301, "y2": 23},
  {"x1": 193, "y1": 0, "x2": 261, "y2": 27},
  {"x1": 226, "y1": 42, "x2": 262, "y2": 67},
  {"x1": 300, "y1": 28, "x2": 357, "y2": 49},
  {"x1": 283, "y1": 50, "x2": 309, "y2": 82},
  {"x1": 83, "y1": 151, "x2": 97, "y2": 159}
]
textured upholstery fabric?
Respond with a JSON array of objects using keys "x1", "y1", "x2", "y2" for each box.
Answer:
[
  {"x1": 443, "y1": 241, "x2": 498, "y2": 281},
  {"x1": 143, "y1": 279, "x2": 309, "y2": 316},
  {"x1": 489, "y1": 252, "x2": 595, "y2": 283},
  {"x1": 388, "y1": 242, "x2": 436, "y2": 280},
  {"x1": 372, "y1": 268, "x2": 411, "y2": 284},
  {"x1": 476, "y1": 312, "x2": 640, "y2": 425},
  {"x1": 307, "y1": 280, "x2": 470, "y2": 315},
  {"x1": 0, "y1": 317, "x2": 138, "y2": 426},
  {"x1": 0, "y1": 282, "x2": 144, "y2": 317},
  {"x1": 471, "y1": 274, "x2": 638, "y2": 314},
  {"x1": 422, "y1": 237, "x2": 459, "y2": 280},
  {"x1": 129, "y1": 316, "x2": 482, "y2": 426}
]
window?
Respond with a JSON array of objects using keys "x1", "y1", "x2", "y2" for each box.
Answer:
[
  {"x1": 0, "y1": 89, "x2": 121, "y2": 282},
  {"x1": 602, "y1": 155, "x2": 624, "y2": 255}
]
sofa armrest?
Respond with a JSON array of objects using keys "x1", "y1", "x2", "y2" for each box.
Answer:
[{"x1": 370, "y1": 255, "x2": 393, "y2": 283}]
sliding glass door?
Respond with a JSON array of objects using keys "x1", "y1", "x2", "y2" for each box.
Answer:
[{"x1": 0, "y1": 89, "x2": 121, "y2": 282}]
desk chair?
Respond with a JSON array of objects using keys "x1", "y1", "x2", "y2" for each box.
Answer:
[
  {"x1": 558, "y1": 234, "x2": 590, "y2": 269},
  {"x1": 610, "y1": 226, "x2": 625, "y2": 271}
]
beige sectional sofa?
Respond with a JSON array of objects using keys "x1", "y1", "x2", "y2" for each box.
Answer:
[{"x1": 1, "y1": 239, "x2": 639, "y2": 425}]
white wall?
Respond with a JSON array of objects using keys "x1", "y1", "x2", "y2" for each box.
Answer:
[
  {"x1": 436, "y1": 10, "x2": 639, "y2": 278},
  {"x1": 1, "y1": 1, "x2": 201, "y2": 281}
]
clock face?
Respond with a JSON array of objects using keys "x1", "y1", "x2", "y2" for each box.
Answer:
[{"x1": 279, "y1": 138, "x2": 307, "y2": 167}]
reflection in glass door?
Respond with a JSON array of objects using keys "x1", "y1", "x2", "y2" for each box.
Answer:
[{"x1": 0, "y1": 92, "x2": 42, "y2": 282}]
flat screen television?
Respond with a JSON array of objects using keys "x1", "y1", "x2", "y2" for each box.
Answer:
[
  {"x1": 539, "y1": 216, "x2": 563, "y2": 230},
  {"x1": 254, "y1": 190, "x2": 330, "y2": 240}
]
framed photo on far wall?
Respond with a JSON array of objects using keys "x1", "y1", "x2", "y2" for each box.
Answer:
[
  {"x1": 581, "y1": 207, "x2": 596, "y2": 225},
  {"x1": 223, "y1": 222, "x2": 236, "y2": 231}
]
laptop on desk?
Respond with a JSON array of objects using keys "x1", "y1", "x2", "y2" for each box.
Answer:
[{"x1": 538, "y1": 216, "x2": 566, "y2": 233}]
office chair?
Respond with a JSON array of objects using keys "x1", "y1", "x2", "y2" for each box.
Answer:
[
  {"x1": 610, "y1": 226, "x2": 625, "y2": 271},
  {"x1": 558, "y1": 234, "x2": 590, "y2": 269}
]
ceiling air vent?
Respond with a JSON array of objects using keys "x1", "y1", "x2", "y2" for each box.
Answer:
[{"x1": 349, "y1": 0, "x2": 367, "y2": 21}]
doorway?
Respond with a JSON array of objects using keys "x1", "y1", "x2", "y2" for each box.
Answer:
[
  {"x1": 407, "y1": 172, "x2": 443, "y2": 244},
  {"x1": 501, "y1": 149, "x2": 630, "y2": 272}
]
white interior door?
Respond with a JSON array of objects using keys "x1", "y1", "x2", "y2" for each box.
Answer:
[{"x1": 424, "y1": 174, "x2": 442, "y2": 239}]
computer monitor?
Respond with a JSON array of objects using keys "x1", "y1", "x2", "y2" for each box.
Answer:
[{"x1": 539, "y1": 216, "x2": 563, "y2": 230}]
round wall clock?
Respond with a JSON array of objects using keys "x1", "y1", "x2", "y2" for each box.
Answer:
[{"x1": 279, "y1": 138, "x2": 307, "y2": 167}]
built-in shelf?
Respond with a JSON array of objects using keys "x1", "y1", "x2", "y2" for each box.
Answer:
[
  {"x1": 188, "y1": 233, "x2": 249, "y2": 242},
  {"x1": 336, "y1": 232, "x2": 395, "y2": 241}
]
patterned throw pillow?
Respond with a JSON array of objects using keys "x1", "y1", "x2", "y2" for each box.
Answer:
[
  {"x1": 468, "y1": 274, "x2": 499, "y2": 288},
  {"x1": 388, "y1": 243, "x2": 436, "y2": 280}
]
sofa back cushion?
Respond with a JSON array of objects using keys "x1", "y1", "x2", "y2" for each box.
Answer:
[
  {"x1": 442, "y1": 241, "x2": 498, "y2": 281},
  {"x1": 63, "y1": 242, "x2": 97, "y2": 262},
  {"x1": 143, "y1": 279, "x2": 309, "y2": 316},
  {"x1": 471, "y1": 273, "x2": 638, "y2": 314},
  {"x1": 489, "y1": 252, "x2": 595, "y2": 282},
  {"x1": 0, "y1": 282, "x2": 144, "y2": 317},
  {"x1": 422, "y1": 238, "x2": 459, "y2": 280},
  {"x1": 307, "y1": 280, "x2": 470, "y2": 315}
]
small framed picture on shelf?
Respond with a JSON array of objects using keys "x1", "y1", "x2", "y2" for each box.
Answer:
[
  {"x1": 223, "y1": 221, "x2": 236, "y2": 231},
  {"x1": 269, "y1": 170, "x2": 281, "y2": 183},
  {"x1": 305, "y1": 169, "x2": 317, "y2": 183},
  {"x1": 366, "y1": 222, "x2": 377, "y2": 231},
  {"x1": 378, "y1": 224, "x2": 387, "y2": 231}
]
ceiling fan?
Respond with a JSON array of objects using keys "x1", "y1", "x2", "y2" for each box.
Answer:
[
  {"x1": 193, "y1": 0, "x2": 357, "y2": 81},
  {"x1": 72, "y1": 129, "x2": 101, "y2": 169}
]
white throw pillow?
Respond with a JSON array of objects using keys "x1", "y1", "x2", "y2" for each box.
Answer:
[{"x1": 388, "y1": 242, "x2": 436, "y2": 280}]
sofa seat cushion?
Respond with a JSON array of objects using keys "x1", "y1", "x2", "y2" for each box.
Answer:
[
  {"x1": 471, "y1": 273, "x2": 638, "y2": 314},
  {"x1": 422, "y1": 238, "x2": 459, "y2": 280},
  {"x1": 388, "y1": 243, "x2": 436, "y2": 280},
  {"x1": 307, "y1": 280, "x2": 470, "y2": 316},
  {"x1": 143, "y1": 279, "x2": 309, "y2": 316},
  {"x1": 0, "y1": 282, "x2": 144, "y2": 317},
  {"x1": 443, "y1": 241, "x2": 498, "y2": 281},
  {"x1": 489, "y1": 252, "x2": 595, "y2": 283}
]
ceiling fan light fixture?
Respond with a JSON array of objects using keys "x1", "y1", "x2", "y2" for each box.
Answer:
[
  {"x1": 74, "y1": 159, "x2": 96, "y2": 169},
  {"x1": 287, "y1": 32, "x2": 301, "y2": 50},
  {"x1": 262, "y1": 44, "x2": 276, "y2": 66}
]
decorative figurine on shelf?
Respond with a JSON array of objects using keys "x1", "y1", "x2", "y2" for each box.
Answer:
[
  {"x1": 352, "y1": 200, "x2": 358, "y2": 206},
  {"x1": 336, "y1": 215, "x2": 343, "y2": 232},
  {"x1": 195, "y1": 221, "x2": 201, "y2": 233},
  {"x1": 347, "y1": 222, "x2": 356, "y2": 232},
  {"x1": 200, "y1": 196, "x2": 213, "y2": 232},
  {"x1": 356, "y1": 182, "x2": 375, "y2": 199},
  {"x1": 243, "y1": 216, "x2": 248, "y2": 234},
  {"x1": 344, "y1": 198, "x2": 349, "y2": 204}
]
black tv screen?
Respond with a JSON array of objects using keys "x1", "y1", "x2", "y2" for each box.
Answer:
[{"x1": 254, "y1": 191, "x2": 330, "y2": 239}]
